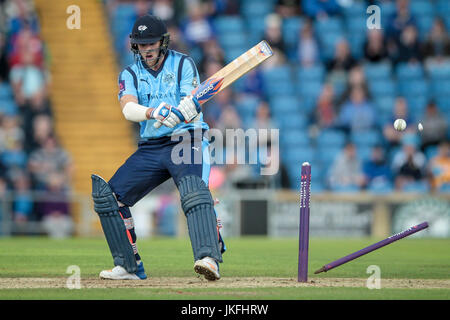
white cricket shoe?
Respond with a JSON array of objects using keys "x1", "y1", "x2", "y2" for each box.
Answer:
[
  {"x1": 194, "y1": 257, "x2": 220, "y2": 281},
  {"x1": 99, "y1": 262, "x2": 147, "y2": 280}
]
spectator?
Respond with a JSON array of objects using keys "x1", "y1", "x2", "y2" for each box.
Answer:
[
  {"x1": 135, "y1": 0, "x2": 152, "y2": 17},
  {"x1": 419, "y1": 101, "x2": 448, "y2": 152},
  {"x1": 209, "y1": 0, "x2": 240, "y2": 16},
  {"x1": 181, "y1": 2, "x2": 215, "y2": 47},
  {"x1": 8, "y1": 25, "x2": 44, "y2": 68},
  {"x1": 0, "y1": 114, "x2": 24, "y2": 152},
  {"x1": 263, "y1": 14, "x2": 285, "y2": 55},
  {"x1": 364, "y1": 29, "x2": 389, "y2": 63},
  {"x1": 0, "y1": 33, "x2": 9, "y2": 81},
  {"x1": 386, "y1": 0, "x2": 416, "y2": 43},
  {"x1": 276, "y1": 0, "x2": 300, "y2": 17},
  {"x1": 10, "y1": 170, "x2": 33, "y2": 225},
  {"x1": 150, "y1": 0, "x2": 175, "y2": 25},
  {"x1": 28, "y1": 135, "x2": 73, "y2": 190},
  {"x1": 422, "y1": 18, "x2": 450, "y2": 68},
  {"x1": 303, "y1": 0, "x2": 340, "y2": 20},
  {"x1": 328, "y1": 142, "x2": 365, "y2": 190},
  {"x1": 327, "y1": 39, "x2": 356, "y2": 73},
  {"x1": 199, "y1": 38, "x2": 225, "y2": 76},
  {"x1": 393, "y1": 25, "x2": 422, "y2": 65},
  {"x1": 314, "y1": 83, "x2": 336, "y2": 129},
  {"x1": 24, "y1": 113, "x2": 53, "y2": 153},
  {"x1": 167, "y1": 24, "x2": 190, "y2": 54},
  {"x1": 337, "y1": 64, "x2": 370, "y2": 106},
  {"x1": 39, "y1": 172, "x2": 73, "y2": 238},
  {"x1": 391, "y1": 134, "x2": 427, "y2": 190},
  {"x1": 428, "y1": 140, "x2": 450, "y2": 190},
  {"x1": 9, "y1": 49, "x2": 49, "y2": 109},
  {"x1": 337, "y1": 85, "x2": 376, "y2": 133},
  {"x1": 362, "y1": 145, "x2": 393, "y2": 190},
  {"x1": 383, "y1": 96, "x2": 415, "y2": 150},
  {"x1": 297, "y1": 18, "x2": 319, "y2": 67},
  {"x1": 239, "y1": 68, "x2": 264, "y2": 97},
  {"x1": 251, "y1": 100, "x2": 276, "y2": 131}
]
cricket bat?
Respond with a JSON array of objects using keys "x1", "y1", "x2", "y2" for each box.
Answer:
[{"x1": 154, "y1": 40, "x2": 273, "y2": 128}]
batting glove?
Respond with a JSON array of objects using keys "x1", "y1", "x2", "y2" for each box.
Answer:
[
  {"x1": 152, "y1": 102, "x2": 185, "y2": 129},
  {"x1": 177, "y1": 95, "x2": 201, "y2": 123}
]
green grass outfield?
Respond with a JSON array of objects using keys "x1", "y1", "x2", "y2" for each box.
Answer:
[{"x1": 0, "y1": 236, "x2": 449, "y2": 300}]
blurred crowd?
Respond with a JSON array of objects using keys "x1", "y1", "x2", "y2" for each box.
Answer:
[
  {"x1": 0, "y1": 0, "x2": 73, "y2": 236},
  {"x1": 1, "y1": 0, "x2": 450, "y2": 237},
  {"x1": 106, "y1": 0, "x2": 450, "y2": 193}
]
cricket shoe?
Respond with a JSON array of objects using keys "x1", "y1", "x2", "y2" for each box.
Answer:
[
  {"x1": 99, "y1": 261, "x2": 147, "y2": 280},
  {"x1": 194, "y1": 257, "x2": 220, "y2": 281}
]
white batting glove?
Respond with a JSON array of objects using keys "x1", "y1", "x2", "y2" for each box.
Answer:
[
  {"x1": 152, "y1": 102, "x2": 184, "y2": 129},
  {"x1": 177, "y1": 95, "x2": 201, "y2": 123}
]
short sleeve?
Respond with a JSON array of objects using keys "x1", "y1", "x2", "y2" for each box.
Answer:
[
  {"x1": 118, "y1": 68, "x2": 138, "y2": 100},
  {"x1": 179, "y1": 56, "x2": 200, "y2": 98}
]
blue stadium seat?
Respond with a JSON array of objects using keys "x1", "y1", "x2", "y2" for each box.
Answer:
[
  {"x1": 218, "y1": 32, "x2": 248, "y2": 50},
  {"x1": 262, "y1": 65, "x2": 292, "y2": 83},
  {"x1": 364, "y1": 62, "x2": 392, "y2": 80},
  {"x1": 274, "y1": 113, "x2": 308, "y2": 129},
  {"x1": 270, "y1": 96, "x2": 300, "y2": 114},
  {"x1": 0, "y1": 100, "x2": 18, "y2": 116},
  {"x1": 356, "y1": 145, "x2": 373, "y2": 162},
  {"x1": 241, "y1": 1, "x2": 274, "y2": 18},
  {"x1": 283, "y1": 17, "x2": 303, "y2": 48},
  {"x1": 436, "y1": 0, "x2": 450, "y2": 17},
  {"x1": 348, "y1": 33, "x2": 366, "y2": 59},
  {"x1": 283, "y1": 146, "x2": 316, "y2": 166},
  {"x1": 406, "y1": 96, "x2": 428, "y2": 115},
  {"x1": 368, "y1": 79, "x2": 397, "y2": 96},
  {"x1": 410, "y1": 0, "x2": 435, "y2": 17},
  {"x1": 396, "y1": 63, "x2": 424, "y2": 81},
  {"x1": 317, "y1": 31, "x2": 344, "y2": 61},
  {"x1": 317, "y1": 129, "x2": 347, "y2": 147},
  {"x1": 246, "y1": 16, "x2": 266, "y2": 41},
  {"x1": 213, "y1": 16, "x2": 245, "y2": 34},
  {"x1": 0, "y1": 83, "x2": 13, "y2": 99},
  {"x1": 416, "y1": 15, "x2": 434, "y2": 39},
  {"x1": 398, "y1": 79, "x2": 429, "y2": 97},
  {"x1": 428, "y1": 63, "x2": 450, "y2": 80},
  {"x1": 425, "y1": 145, "x2": 439, "y2": 160},
  {"x1": 346, "y1": 16, "x2": 367, "y2": 34},
  {"x1": 280, "y1": 130, "x2": 311, "y2": 148},
  {"x1": 342, "y1": 1, "x2": 367, "y2": 18},
  {"x1": 431, "y1": 79, "x2": 450, "y2": 99},
  {"x1": 317, "y1": 146, "x2": 341, "y2": 166},
  {"x1": 368, "y1": 181, "x2": 394, "y2": 194},
  {"x1": 297, "y1": 64, "x2": 325, "y2": 82},
  {"x1": 351, "y1": 130, "x2": 381, "y2": 147},
  {"x1": 436, "y1": 97, "x2": 450, "y2": 113},
  {"x1": 265, "y1": 82, "x2": 295, "y2": 96},
  {"x1": 315, "y1": 16, "x2": 344, "y2": 34},
  {"x1": 374, "y1": 96, "x2": 396, "y2": 114},
  {"x1": 298, "y1": 80, "x2": 323, "y2": 99},
  {"x1": 402, "y1": 181, "x2": 430, "y2": 193},
  {"x1": 438, "y1": 183, "x2": 450, "y2": 193}
]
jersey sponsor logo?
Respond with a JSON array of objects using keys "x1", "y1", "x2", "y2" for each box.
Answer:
[
  {"x1": 192, "y1": 78, "x2": 198, "y2": 88},
  {"x1": 119, "y1": 80, "x2": 125, "y2": 93}
]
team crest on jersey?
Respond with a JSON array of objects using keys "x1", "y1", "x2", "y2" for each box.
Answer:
[{"x1": 163, "y1": 72, "x2": 175, "y2": 85}]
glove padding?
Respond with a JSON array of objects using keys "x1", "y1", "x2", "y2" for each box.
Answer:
[
  {"x1": 152, "y1": 102, "x2": 184, "y2": 128},
  {"x1": 177, "y1": 95, "x2": 201, "y2": 123}
]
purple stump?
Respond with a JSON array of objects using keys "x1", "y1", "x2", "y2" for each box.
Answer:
[
  {"x1": 298, "y1": 162, "x2": 311, "y2": 282},
  {"x1": 314, "y1": 222, "x2": 429, "y2": 274}
]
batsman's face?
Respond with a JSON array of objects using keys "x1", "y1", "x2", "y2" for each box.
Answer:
[{"x1": 138, "y1": 41, "x2": 161, "y2": 67}]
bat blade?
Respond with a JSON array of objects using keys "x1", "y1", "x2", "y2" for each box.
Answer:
[{"x1": 192, "y1": 40, "x2": 273, "y2": 105}]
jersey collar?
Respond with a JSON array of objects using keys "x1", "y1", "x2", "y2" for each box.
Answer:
[{"x1": 140, "y1": 51, "x2": 170, "y2": 78}]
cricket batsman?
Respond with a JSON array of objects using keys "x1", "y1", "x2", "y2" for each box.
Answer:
[{"x1": 92, "y1": 15, "x2": 225, "y2": 281}]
